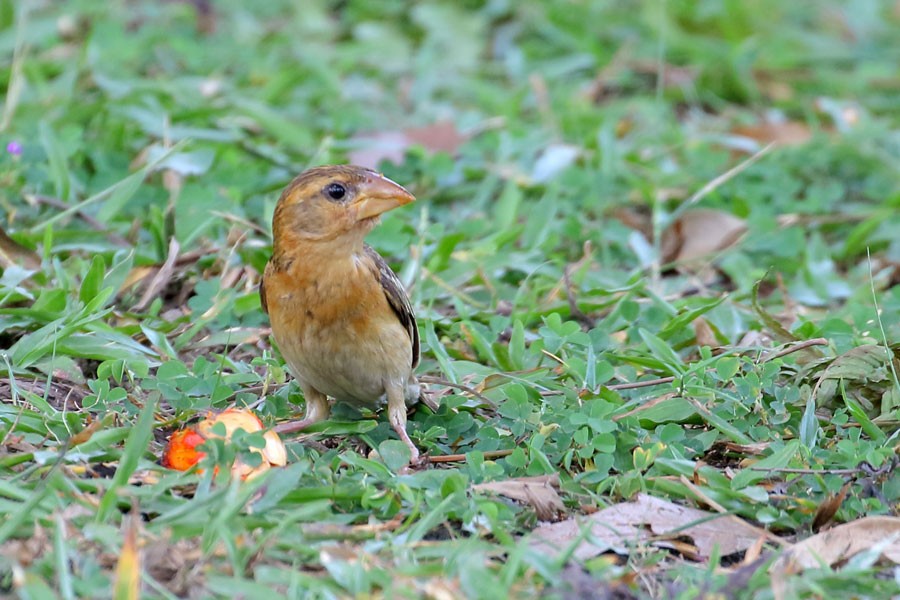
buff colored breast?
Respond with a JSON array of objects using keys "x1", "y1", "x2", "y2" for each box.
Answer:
[{"x1": 264, "y1": 255, "x2": 413, "y2": 407}]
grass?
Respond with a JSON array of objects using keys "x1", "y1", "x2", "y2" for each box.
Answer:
[{"x1": 1, "y1": 0, "x2": 900, "y2": 598}]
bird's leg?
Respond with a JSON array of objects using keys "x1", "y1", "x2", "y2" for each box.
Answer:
[
  {"x1": 387, "y1": 380, "x2": 421, "y2": 465},
  {"x1": 273, "y1": 387, "x2": 330, "y2": 435}
]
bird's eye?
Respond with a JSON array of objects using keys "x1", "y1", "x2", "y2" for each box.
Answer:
[{"x1": 325, "y1": 183, "x2": 346, "y2": 201}]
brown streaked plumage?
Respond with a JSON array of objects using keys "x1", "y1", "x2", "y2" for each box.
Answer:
[{"x1": 261, "y1": 165, "x2": 423, "y2": 464}]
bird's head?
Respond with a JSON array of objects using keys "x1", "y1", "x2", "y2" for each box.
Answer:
[{"x1": 272, "y1": 165, "x2": 415, "y2": 250}]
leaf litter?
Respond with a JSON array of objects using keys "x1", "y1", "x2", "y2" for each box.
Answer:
[
  {"x1": 529, "y1": 493, "x2": 774, "y2": 562},
  {"x1": 472, "y1": 474, "x2": 565, "y2": 521},
  {"x1": 770, "y1": 516, "x2": 900, "y2": 600}
]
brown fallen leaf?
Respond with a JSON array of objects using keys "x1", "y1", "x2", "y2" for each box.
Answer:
[
  {"x1": 779, "y1": 516, "x2": 900, "y2": 568},
  {"x1": 754, "y1": 70, "x2": 795, "y2": 102},
  {"x1": 660, "y1": 209, "x2": 747, "y2": 264},
  {"x1": 133, "y1": 238, "x2": 180, "y2": 311},
  {"x1": 0, "y1": 524, "x2": 50, "y2": 567},
  {"x1": 529, "y1": 493, "x2": 774, "y2": 561},
  {"x1": 611, "y1": 206, "x2": 653, "y2": 241},
  {"x1": 810, "y1": 344, "x2": 899, "y2": 415},
  {"x1": 732, "y1": 119, "x2": 813, "y2": 149},
  {"x1": 423, "y1": 579, "x2": 463, "y2": 600},
  {"x1": 811, "y1": 479, "x2": 852, "y2": 532},
  {"x1": 693, "y1": 317, "x2": 719, "y2": 348},
  {"x1": 549, "y1": 563, "x2": 640, "y2": 600},
  {"x1": 348, "y1": 121, "x2": 467, "y2": 169},
  {"x1": 0, "y1": 225, "x2": 40, "y2": 271},
  {"x1": 736, "y1": 329, "x2": 774, "y2": 349},
  {"x1": 703, "y1": 440, "x2": 771, "y2": 471},
  {"x1": 770, "y1": 516, "x2": 900, "y2": 600},
  {"x1": 118, "y1": 246, "x2": 215, "y2": 298},
  {"x1": 65, "y1": 416, "x2": 110, "y2": 448},
  {"x1": 724, "y1": 441, "x2": 771, "y2": 455},
  {"x1": 472, "y1": 474, "x2": 565, "y2": 521},
  {"x1": 142, "y1": 536, "x2": 203, "y2": 596}
]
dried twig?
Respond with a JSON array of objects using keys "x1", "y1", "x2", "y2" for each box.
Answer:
[
  {"x1": 429, "y1": 449, "x2": 514, "y2": 463},
  {"x1": 418, "y1": 375, "x2": 495, "y2": 408},
  {"x1": 532, "y1": 337, "x2": 827, "y2": 394},
  {"x1": 606, "y1": 376, "x2": 676, "y2": 391},
  {"x1": 760, "y1": 338, "x2": 829, "y2": 362},
  {"x1": 133, "y1": 238, "x2": 180, "y2": 311},
  {"x1": 563, "y1": 263, "x2": 594, "y2": 330},
  {"x1": 211, "y1": 210, "x2": 269, "y2": 236},
  {"x1": 28, "y1": 194, "x2": 130, "y2": 247},
  {"x1": 749, "y1": 458, "x2": 899, "y2": 477}
]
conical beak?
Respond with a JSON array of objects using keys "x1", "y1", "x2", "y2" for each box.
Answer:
[{"x1": 352, "y1": 173, "x2": 415, "y2": 222}]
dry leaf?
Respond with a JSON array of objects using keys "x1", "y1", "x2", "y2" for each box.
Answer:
[
  {"x1": 811, "y1": 344, "x2": 899, "y2": 414},
  {"x1": 529, "y1": 493, "x2": 770, "y2": 561},
  {"x1": 472, "y1": 474, "x2": 565, "y2": 521},
  {"x1": 811, "y1": 479, "x2": 852, "y2": 532},
  {"x1": 693, "y1": 317, "x2": 719, "y2": 348},
  {"x1": 320, "y1": 543, "x2": 363, "y2": 566},
  {"x1": 660, "y1": 209, "x2": 747, "y2": 264},
  {"x1": 736, "y1": 330, "x2": 774, "y2": 349},
  {"x1": 142, "y1": 536, "x2": 203, "y2": 596},
  {"x1": 349, "y1": 121, "x2": 467, "y2": 169},
  {"x1": 551, "y1": 563, "x2": 640, "y2": 600},
  {"x1": 132, "y1": 238, "x2": 180, "y2": 311},
  {"x1": 423, "y1": 579, "x2": 463, "y2": 600},
  {"x1": 612, "y1": 206, "x2": 652, "y2": 241},
  {"x1": 0, "y1": 225, "x2": 40, "y2": 271},
  {"x1": 770, "y1": 516, "x2": 900, "y2": 600},
  {"x1": 0, "y1": 524, "x2": 50, "y2": 567},
  {"x1": 754, "y1": 71, "x2": 795, "y2": 102},
  {"x1": 732, "y1": 120, "x2": 813, "y2": 148},
  {"x1": 66, "y1": 418, "x2": 107, "y2": 448},
  {"x1": 777, "y1": 516, "x2": 900, "y2": 568},
  {"x1": 707, "y1": 441, "x2": 771, "y2": 460}
]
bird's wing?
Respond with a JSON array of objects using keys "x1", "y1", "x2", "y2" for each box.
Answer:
[
  {"x1": 259, "y1": 269, "x2": 269, "y2": 315},
  {"x1": 363, "y1": 244, "x2": 419, "y2": 369}
]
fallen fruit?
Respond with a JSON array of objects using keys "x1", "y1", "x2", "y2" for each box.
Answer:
[
  {"x1": 161, "y1": 429, "x2": 206, "y2": 471},
  {"x1": 162, "y1": 408, "x2": 287, "y2": 479}
]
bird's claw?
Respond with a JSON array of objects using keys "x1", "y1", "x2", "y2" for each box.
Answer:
[{"x1": 397, "y1": 451, "x2": 428, "y2": 474}]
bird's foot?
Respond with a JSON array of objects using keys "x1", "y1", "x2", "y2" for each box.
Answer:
[
  {"x1": 398, "y1": 450, "x2": 429, "y2": 474},
  {"x1": 393, "y1": 427, "x2": 427, "y2": 470}
]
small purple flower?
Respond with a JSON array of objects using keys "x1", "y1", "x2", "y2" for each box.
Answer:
[{"x1": 6, "y1": 141, "x2": 22, "y2": 156}]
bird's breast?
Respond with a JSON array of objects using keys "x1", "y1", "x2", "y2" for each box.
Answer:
[{"x1": 264, "y1": 253, "x2": 413, "y2": 404}]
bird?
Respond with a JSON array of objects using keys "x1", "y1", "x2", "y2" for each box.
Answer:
[{"x1": 260, "y1": 165, "x2": 424, "y2": 464}]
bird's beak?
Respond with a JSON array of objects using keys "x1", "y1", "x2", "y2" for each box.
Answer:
[{"x1": 352, "y1": 173, "x2": 416, "y2": 222}]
